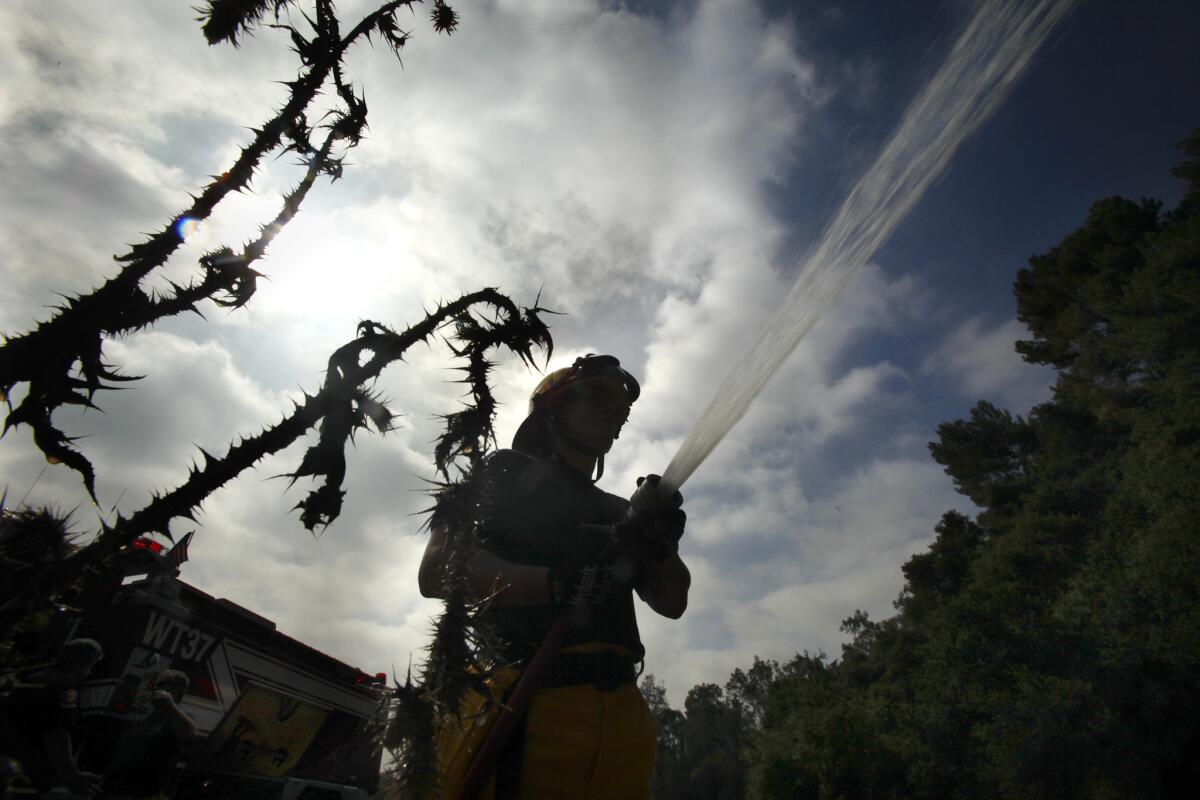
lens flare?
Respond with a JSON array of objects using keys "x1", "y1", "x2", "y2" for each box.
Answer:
[{"x1": 175, "y1": 216, "x2": 204, "y2": 243}]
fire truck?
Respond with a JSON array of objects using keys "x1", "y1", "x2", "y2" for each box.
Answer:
[{"x1": 69, "y1": 537, "x2": 388, "y2": 799}]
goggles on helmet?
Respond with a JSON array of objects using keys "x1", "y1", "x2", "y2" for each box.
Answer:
[
  {"x1": 528, "y1": 354, "x2": 641, "y2": 412},
  {"x1": 513, "y1": 354, "x2": 641, "y2": 456}
]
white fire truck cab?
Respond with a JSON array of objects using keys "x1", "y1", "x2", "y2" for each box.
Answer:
[{"x1": 71, "y1": 538, "x2": 387, "y2": 798}]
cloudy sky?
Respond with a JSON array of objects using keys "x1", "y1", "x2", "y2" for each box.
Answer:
[{"x1": 2, "y1": 0, "x2": 1198, "y2": 706}]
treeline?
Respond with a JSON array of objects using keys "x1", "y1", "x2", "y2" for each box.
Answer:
[{"x1": 641, "y1": 130, "x2": 1200, "y2": 799}]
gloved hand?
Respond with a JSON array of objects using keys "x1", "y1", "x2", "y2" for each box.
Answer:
[
  {"x1": 547, "y1": 558, "x2": 615, "y2": 608},
  {"x1": 621, "y1": 475, "x2": 686, "y2": 564}
]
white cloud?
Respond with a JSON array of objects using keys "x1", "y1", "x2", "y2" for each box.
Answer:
[
  {"x1": 640, "y1": 451, "x2": 968, "y2": 702},
  {"x1": 922, "y1": 316, "x2": 1055, "y2": 413},
  {"x1": 1, "y1": 0, "x2": 973, "y2": 710}
]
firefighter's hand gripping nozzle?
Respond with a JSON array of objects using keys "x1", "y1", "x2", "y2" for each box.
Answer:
[
  {"x1": 588, "y1": 474, "x2": 686, "y2": 587},
  {"x1": 626, "y1": 473, "x2": 686, "y2": 562},
  {"x1": 628, "y1": 473, "x2": 684, "y2": 519}
]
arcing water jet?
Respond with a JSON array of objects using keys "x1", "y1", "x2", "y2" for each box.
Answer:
[{"x1": 658, "y1": 0, "x2": 1078, "y2": 495}]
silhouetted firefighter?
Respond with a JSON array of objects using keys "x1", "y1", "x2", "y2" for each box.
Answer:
[{"x1": 409, "y1": 355, "x2": 692, "y2": 799}]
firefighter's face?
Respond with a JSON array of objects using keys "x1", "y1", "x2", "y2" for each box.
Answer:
[{"x1": 558, "y1": 377, "x2": 632, "y2": 455}]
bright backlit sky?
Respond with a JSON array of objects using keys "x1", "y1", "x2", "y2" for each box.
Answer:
[{"x1": 2, "y1": 0, "x2": 1198, "y2": 706}]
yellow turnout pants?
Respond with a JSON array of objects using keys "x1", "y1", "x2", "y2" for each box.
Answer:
[{"x1": 432, "y1": 644, "x2": 657, "y2": 799}]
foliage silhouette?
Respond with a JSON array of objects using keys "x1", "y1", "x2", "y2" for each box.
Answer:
[{"x1": 636, "y1": 128, "x2": 1200, "y2": 800}]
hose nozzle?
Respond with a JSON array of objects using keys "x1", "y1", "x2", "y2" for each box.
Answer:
[{"x1": 628, "y1": 473, "x2": 683, "y2": 520}]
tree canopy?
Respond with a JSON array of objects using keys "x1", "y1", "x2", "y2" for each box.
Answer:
[{"x1": 640, "y1": 128, "x2": 1200, "y2": 799}]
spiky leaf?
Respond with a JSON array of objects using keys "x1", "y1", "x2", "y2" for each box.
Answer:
[{"x1": 198, "y1": 0, "x2": 296, "y2": 46}]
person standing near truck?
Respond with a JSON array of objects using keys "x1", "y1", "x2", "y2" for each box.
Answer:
[
  {"x1": 102, "y1": 669, "x2": 197, "y2": 800},
  {"x1": 419, "y1": 354, "x2": 691, "y2": 798},
  {"x1": 0, "y1": 638, "x2": 104, "y2": 798}
]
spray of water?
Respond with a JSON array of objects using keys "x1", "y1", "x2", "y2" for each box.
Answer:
[{"x1": 659, "y1": 0, "x2": 1077, "y2": 495}]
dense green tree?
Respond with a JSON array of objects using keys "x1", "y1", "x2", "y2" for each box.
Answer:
[
  {"x1": 929, "y1": 405, "x2": 1036, "y2": 516},
  {"x1": 642, "y1": 674, "x2": 690, "y2": 800},
  {"x1": 683, "y1": 683, "x2": 747, "y2": 799},
  {"x1": 896, "y1": 511, "x2": 985, "y2": 622},
  {"x1": 625, "y1": 131, "x2": 1198, "y2": 800},
  {"x1": 725, "y1": 657, "x2": 782, "y2": 731},
  {"x1": 732, "y1": 130, "x2": 1200, "y2": 800}
]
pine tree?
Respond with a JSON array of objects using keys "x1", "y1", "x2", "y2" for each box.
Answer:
[{"x1": 739, "y1": 128, "x2": 1200, "y2": 799}]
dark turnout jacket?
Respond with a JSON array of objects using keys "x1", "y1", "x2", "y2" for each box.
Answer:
[{"x1": 476, "y1": 449, "x2": 645, "y2": 661}]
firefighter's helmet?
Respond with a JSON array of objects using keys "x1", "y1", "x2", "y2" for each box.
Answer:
[{"x1": 512, "y1": 354, "x2": 640, "y2": 460}]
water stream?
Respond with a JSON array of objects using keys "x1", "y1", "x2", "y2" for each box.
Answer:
[{"x1": 659, "y1": 0, "x2": 1078, "y2": 495}]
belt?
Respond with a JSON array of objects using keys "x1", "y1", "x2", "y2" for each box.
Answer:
[{"x1": 539, "y1": 651, "x2": 639, "y2": 691}]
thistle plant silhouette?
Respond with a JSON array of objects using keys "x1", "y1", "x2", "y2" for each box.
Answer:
[
  {"x1": 0, "y1": 2, "x2": 550, "y2": 791},
  {"x1": 0, "y1": 0, "x2": 457, "y2": 500}
]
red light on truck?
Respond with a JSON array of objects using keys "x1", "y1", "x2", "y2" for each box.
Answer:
[
  {"x1": 131, "y1": 538, "x2": 165, "y2": 554},
  {"x1": 355, "y1": 672, "x2": 388, "y2": 686}
]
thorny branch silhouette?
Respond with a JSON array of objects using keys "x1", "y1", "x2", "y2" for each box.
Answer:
[
  {"x1": 0, "y1": 0, "x2": 450, "y2": 499},
  {"x1": 0, "y1": 2, "x2": 548, "y2": 794}
]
